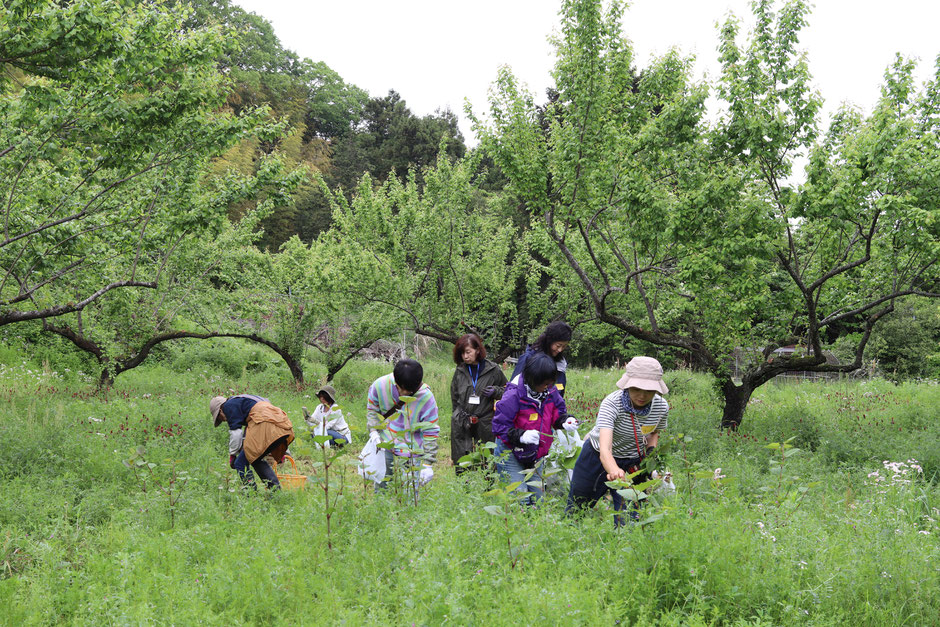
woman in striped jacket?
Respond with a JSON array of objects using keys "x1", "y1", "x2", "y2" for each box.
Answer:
[{"x1": 565, "y1": 356, "x2": 669, "y2": 523}]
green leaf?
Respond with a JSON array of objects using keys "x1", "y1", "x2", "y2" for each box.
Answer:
[
  {"x1": 616, "y1": 489, "x2": 648, "y2": 502},
  {"x1": 483, "y1": 505, "x2": 504, "y2": 516},
  {"x1": 638, "y1": 513, "x2": 664, "y2": 526}
]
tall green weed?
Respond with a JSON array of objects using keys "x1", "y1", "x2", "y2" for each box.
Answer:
[{"x1": 0, "y1": 346, "x2": 937, "y2": 625}]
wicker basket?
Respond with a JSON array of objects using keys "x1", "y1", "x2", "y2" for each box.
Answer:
[{"x1": 272, "y1": 454, "x2": 307, "y2": 491}]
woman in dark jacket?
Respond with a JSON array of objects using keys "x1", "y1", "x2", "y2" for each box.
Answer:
[
  {"x1": 510, "y1": 321, "x2": 572, "y2": 396},
  {"x1": 450, "y1": 333, "x2": 508, "y2": 475}
]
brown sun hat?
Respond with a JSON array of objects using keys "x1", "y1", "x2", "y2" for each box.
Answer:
[
  {"x1": 616, "y1": 356, "x2": 668, "y2": 394},
  {"x1": 210, "y1": 395, "x2": 227, "y2": 427}
]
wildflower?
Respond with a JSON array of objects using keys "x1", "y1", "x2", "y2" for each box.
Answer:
[
  {"x1": 918, "y1": 530, "x2": 930, "y2": 535},
  {"x1": 713, "y1": 468, "x2": 726, "y2": 480}
]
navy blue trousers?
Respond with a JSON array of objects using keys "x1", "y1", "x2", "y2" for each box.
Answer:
[
  {"x1": 234, "y1": 435, "x2": 288, "y2": 489},
  {"x1": 565, "y1": 440, "x2": 646, "y2": 524}
]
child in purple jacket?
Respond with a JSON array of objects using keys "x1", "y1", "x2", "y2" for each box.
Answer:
[{"x1": 492, "y1": 352, "x2": 577, "y2": 503}]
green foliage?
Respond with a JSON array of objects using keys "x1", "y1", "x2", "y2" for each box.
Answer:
[
  {"x1": 0, "y1": 0, "x2": 283, "y2": 326},
  {"x1": 0, "y1": 349, "x2": 938, "y2": 623},
  {"x1": 865, "y1": 299, "x2": 940, "y2": 381},
  {"x1": 474, "y1": 0, "x2": 939, "y2": 427},
  {"x1": 329, "y1": 90, "x2": 467, "y2": 193},
  {"x1": 318, "y1": 148, "x2": 522, "y2": 367}
]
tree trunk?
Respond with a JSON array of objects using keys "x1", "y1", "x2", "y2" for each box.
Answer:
[
  {"x1": 719, "y1": 378, "x2": 754, "y2": 430},
  {"x1": 98, "y1": 368, "x2": 114, "y2": 389},
  {"x1": 284, "y1": 354, "x2": 304, "y2": 385}
]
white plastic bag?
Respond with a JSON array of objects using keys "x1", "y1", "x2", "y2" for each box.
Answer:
[
  {"x1": 651, "y1": 470, "x2": 676, "y2": 496},
  {"x1": 547, "y1": 428, "x2": 582, "y2": 483},
  {"x1": 551, "y1": 428, "x2": 582, "y2": 455},
  {"x1": 357, "y1": 433, "x2": 386, "y2": 483}
]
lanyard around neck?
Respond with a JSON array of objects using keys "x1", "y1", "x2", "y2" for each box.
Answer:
[{"x1": 467, "y1": 363, "x2": 480, "y2": 391}]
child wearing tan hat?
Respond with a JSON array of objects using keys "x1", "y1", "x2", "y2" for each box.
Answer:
[{"x1": 565, "y1": 356, "x2": 669, "y2": 524}]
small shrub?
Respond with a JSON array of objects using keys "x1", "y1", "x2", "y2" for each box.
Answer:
[{"x1": 169, "y1": 341, "x2": 247, "y2": 379}]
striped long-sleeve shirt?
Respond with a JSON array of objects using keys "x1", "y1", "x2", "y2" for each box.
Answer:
[
  {"x1": 587, "y1": 391, "x2": 668, "y2": 460},
  {"x1": 366, "y1": 373, "x2": 439, "y2": 464}
]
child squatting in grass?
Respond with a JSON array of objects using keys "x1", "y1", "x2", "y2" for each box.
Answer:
[{"x1": 303, "y1": 384, "x2": 351, "y2": 448}]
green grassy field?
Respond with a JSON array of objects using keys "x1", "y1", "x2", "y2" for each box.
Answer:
[{"x1": 0, "y1": 341, "x2": 937, "y2": 625}]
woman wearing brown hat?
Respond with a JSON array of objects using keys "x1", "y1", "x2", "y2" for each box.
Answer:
[
  {"x1": 564, "y1": 356, "x2": 669, "y2": 524},
  {"x1": 303, "y1": 384, "x2": 351, "y2": 448},
  {"x1": 211, "y1": 394, "x2": 295, "y2": 489}
]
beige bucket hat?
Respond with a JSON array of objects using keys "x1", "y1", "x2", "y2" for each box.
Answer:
[
  {"x1": 616, "y1": 356, "x2": 668, "y2": 394},
  {"x1": 210, "y1": 395, "x2": 227, "y2": 427}
]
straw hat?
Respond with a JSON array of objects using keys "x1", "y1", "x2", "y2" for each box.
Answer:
[
  {"x1": 616, "y1": 356, "x2": 668, "y2": 394},
  {"x1": 210, "y1": 395, "x2": 227, "y2": 427}
]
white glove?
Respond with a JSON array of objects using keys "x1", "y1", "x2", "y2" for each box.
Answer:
[
  {"x1": 369, "y1": 430, "x2": 381, "y2": 445},
  {"x1": 419, "y1": 466, "x2": 434, "y2": 485},
  {"x1": 519, "y1": 430, "x2": 540, "y2": 445},
  {"x1": 562, "y1": 416, "x2": 579, "y2": 432}
]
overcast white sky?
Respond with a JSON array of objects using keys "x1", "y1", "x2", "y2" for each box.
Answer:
[{"x1": 233, "y1": 0, "x2": 940, "y2": 145}]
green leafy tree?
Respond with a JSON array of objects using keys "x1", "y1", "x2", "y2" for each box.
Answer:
[
  {"x1": 39, "y1": 157, "x2": 305, "y2": 386},
  {"x1": 475, "y1": 0, "x2": 939, "y2": 427},
  {"x1": 0, "y1": 0, "x2": 279, "y2": 326},
  {"x1": 320, "y1": 149, "x2": 520, "y2": 370},
  {"x1": 263, "y1": 235, "x2": 400, "y2": 382},
  {"x1": 168, "y1": 0, "x2": 368, "y2": 250},
  {"x1": 863, "y1": 292, "x2": 940, "y2": 381}
]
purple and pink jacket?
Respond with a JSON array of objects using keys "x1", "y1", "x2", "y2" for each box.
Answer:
[{"x1": 492, "y1": 375, "x2": 568, "y2": 466}]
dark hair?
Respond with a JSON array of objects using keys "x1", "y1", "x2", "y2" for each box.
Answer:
[
  {"x1": 523, "y1": 352, "x2": 557, "y2": 389},
  {"x1": 317, "y1": 391, "x2": 334, "y2": 405},
  {"x1": 393, "y1": 358, "x2": 424, "y2": 394},
  {"x1": 533, "y1": 321, "x2": 572, "y2": 360},
  {"x1": 453, "y1": 333, "x2": 487, "y2": 365}
]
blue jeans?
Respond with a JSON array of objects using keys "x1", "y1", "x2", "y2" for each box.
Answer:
[
  {"x1": 494, "y1": 439, "x2": 544, "y2": 503},
  {"x1": 327, "y1": 429, "x2": 348, "y2": 448},
  {"x1": 565, "y1": 441, "x2": 644, "y2": 526}
]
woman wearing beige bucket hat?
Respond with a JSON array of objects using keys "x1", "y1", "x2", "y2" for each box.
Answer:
[
  {"x1": 211, "y1": 393, "x2": 295, "y2": 490},
  {"x1": 565, "y1": 356, "x2": 669, "y2": 525}
]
